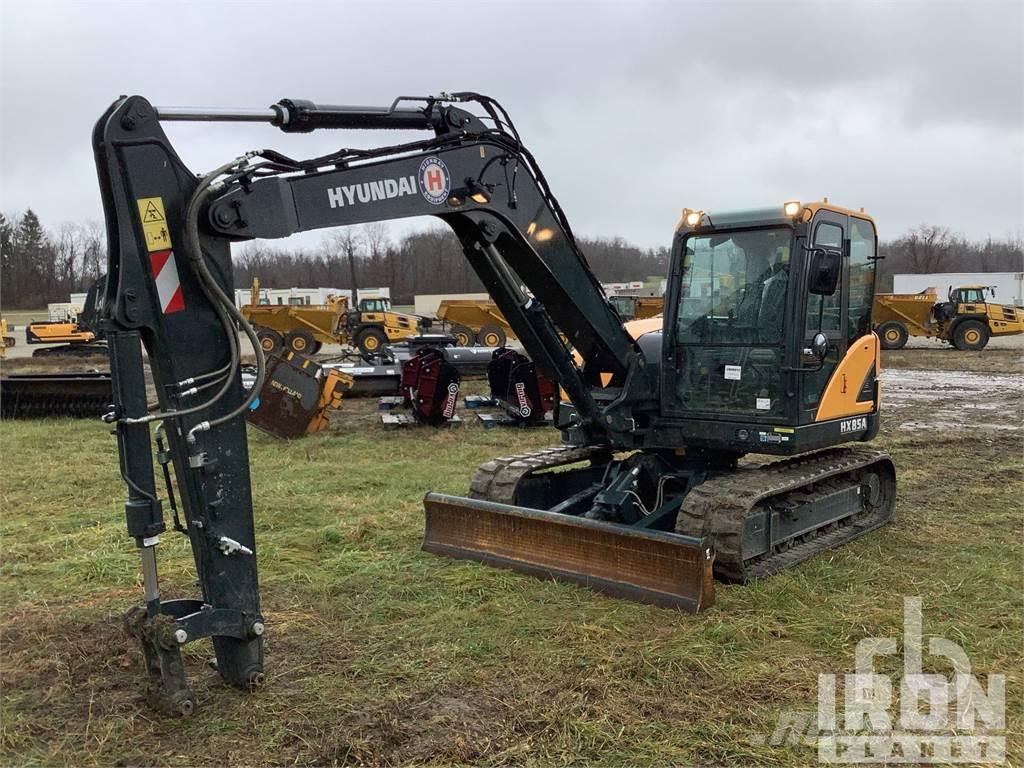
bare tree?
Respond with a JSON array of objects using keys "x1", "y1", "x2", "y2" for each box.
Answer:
[
  {"x1": 899, "y1": 224, "x2": 958, "y2": 273},
  {"x1": 326, "y1": 227, "x2": 364, "y2": 300}
]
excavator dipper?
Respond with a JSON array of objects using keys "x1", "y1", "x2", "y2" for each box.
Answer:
[{"x1": 92, "y1": 93, "x2": 895, "y2": 716}]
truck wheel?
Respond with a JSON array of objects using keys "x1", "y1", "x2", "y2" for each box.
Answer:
[
  {"x1": 477, "y1": 324, "x2": 507, "y2": 348},
  {"x1": 257, "y1": 329, "x2": 283, "y2": 355},
  {"x1": 952, "y1": 320, "x2": 989, "y2": 351},
  {"x1": 285, "y1": 330, "x2": 315, "y2": 354},
  {"x1": 310, "y1": 341, "x2": 323, "y2": 354},
  {"x1": 450, "y1": 324, "x2": 475, "y2": 347},
  {"x1": 356, "y1": 328, "x2": 388, "y2": 354},
  {"x1": 877, "y1": 321, "x2": 908, "y2": 350}
]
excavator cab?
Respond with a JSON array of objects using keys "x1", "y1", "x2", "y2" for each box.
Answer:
[{"x1": 658, "y1": 203, "x2": 882, "y2": 448}]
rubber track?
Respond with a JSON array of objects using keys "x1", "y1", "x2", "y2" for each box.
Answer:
[
  {"x1": 31, "y1": 343, "x2": 108, "y2": 358},
  {"x1": 676, "y1": 447, "x2": 894, "y2": 582},
  {"x1": 469, "y1": 446, "x2": 611, "y2": 504}
]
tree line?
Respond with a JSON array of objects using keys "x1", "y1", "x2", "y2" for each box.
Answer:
[{"x1": 1, "y1": 208, "x2": 1020, "y2": 308}]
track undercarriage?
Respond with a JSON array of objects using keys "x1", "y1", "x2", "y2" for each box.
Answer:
[{"x1": 423, "y1": 444, "x2": 895, "y2": 609}]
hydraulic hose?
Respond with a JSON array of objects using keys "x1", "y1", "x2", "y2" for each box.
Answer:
[{"x1": 122, "y1": 155, "x2": 263, "y2": 428}]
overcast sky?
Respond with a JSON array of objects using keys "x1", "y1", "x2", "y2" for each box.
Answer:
[{"x1": 1, "y1": 0, "x2": 1021, "y2": 250}]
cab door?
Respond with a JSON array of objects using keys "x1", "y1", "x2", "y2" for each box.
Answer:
[{"x1": 799, "y1": 210, "x2": 848, "y2": 424}]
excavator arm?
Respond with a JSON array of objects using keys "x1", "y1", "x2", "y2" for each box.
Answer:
[{"x1": 92, "y1": 93, "x2": 681, "y2": 716}]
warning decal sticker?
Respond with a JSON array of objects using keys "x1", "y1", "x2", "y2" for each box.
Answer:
[
  {"x1": 149, "y1": 249, "x2": 185, "y2": 314},
  {"x1": 136, "y1": 197, "x2": 172, "y2": 252}
]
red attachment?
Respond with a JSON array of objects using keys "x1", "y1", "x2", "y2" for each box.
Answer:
[
  {"x1": 486, "y1": 348, "x2": 556, "y2": 425},
  {"x1": 401, "y1": 347, "x2": 461, "y2": 425}
]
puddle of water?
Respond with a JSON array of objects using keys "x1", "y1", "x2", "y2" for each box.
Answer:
[
  {"x1": 896, "y1": 420, "x2": 1020, "y2": 433},
  {"x1": 881, "y1": 369, "x2": 1022, "y2": 390}
]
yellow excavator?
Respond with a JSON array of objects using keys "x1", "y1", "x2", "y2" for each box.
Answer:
[
  {"x1": 93, "y1": 92, "x2": 894, "y2": 716},
  {"x1": 24, "y1": 276, "x2": 107, "y2": 356}
]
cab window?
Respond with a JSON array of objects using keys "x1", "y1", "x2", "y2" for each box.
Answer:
[
  {"x1": 676, "y1": 227, "x2": 791, "y2": 345},
  {"x1": 806, "y1": 222, "x2": 843, "y2": 332},
  {"x1": 848, "y1": 218, "x2": 876, "y2": 337}
]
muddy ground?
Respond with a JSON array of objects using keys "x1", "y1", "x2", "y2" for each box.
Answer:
[{"x1": 0, "y1": 336, "x2": 1020, "y2": 766}]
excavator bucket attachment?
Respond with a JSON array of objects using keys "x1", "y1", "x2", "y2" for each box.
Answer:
[
  {"x1": 422, "y1": 493, "x2": 715, "y2": 612},
  {"x1": 246, "y1": 352, "x2": 352, "y2": 438}
]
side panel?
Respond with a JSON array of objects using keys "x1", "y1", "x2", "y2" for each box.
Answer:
[{"x1": 814, "y1": 332, "x2": 879, "y2": 421}]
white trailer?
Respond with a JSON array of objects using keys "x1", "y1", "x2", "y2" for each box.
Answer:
[
  {"x1": 892, "y1": 273, "x2": 1023, "y2": 306},
  {"x1": 233, "y1": 286, "x2": 390, "y2": 308}
]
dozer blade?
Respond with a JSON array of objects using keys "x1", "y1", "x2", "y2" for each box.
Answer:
[{"x1": 423, "y1": 493, "x2": 715, "y2": 612}]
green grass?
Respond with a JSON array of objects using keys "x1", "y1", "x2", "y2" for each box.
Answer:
[{"x1": 0, "y1": 394, "x2": 1021, "y2": 766}]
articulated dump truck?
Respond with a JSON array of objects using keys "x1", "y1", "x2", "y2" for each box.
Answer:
[
  {"x1": 874, "y1": 285, "x2": 1024, "y2": 350},
  {"x1": 243, "y1": 279, "x2": 423, "y2": 356},
  {"x1": 94, "y1": 92, "x2": 895, "y2": 716}
]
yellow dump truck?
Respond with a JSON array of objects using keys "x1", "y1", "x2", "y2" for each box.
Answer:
[
  {"x1": 437, "y1": 295, "x2": 664, "y2": 346},
  {"x1": 874, "y1": 285, "x2": 1024, "y2": 350},
  {"x1": 0, "y1": 315, "x2": 15, "y2": 359},
  {"x1": 607, "y1": 294, "x2": 664, "y2": 321},
  {"x1": 435, "y1": 299, "x2": 514, "y2": 347},
  {"x1": 242, "y1": 279, "x2": 422, "y2": 355}
]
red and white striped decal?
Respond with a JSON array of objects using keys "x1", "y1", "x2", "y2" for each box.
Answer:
[{"x1": 150, "y1": 250, "x2": 185, "y2": 314}]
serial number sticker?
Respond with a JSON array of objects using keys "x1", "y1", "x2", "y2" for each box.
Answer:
[
  {"x1": 724, "y1": 365, "x2": 742, "y2": 381},
  {"x1": 136, "y1": 197, "x2": 172, "y2": 252},
  {"x1": 756, "y1": 398, "x2": 771, "y2": 410}
]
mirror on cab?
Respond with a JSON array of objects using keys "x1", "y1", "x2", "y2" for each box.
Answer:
[
  {"x1": 811, "y1": 332, "x2": 829, "y2": 360},
  {"x1": 807, "y1": 247, "x2": 842, "y2": 295}
]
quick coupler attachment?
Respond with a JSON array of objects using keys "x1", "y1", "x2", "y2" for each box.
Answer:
[
  {"x1": 125, "y1": 596, "x2": 267, "y2": 717},
  {"x1": 125, "y1": 607, "x2": 196, "y2": 717}
]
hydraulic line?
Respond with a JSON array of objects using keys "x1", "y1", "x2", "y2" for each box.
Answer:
[
  {"x1": 121, "y1": 156, "x2": 262, "y2": 428},
  {"x1": 127, "y1": 94, "x2": 594, "y2": 435}
]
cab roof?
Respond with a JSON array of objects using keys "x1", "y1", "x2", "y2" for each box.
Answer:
[{"x1": 676, "y1": 200, "x2": 875, "y2": 234}]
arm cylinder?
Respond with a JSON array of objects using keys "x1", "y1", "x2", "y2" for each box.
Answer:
[
  {"x1": 154, "y1": 100, "x2": 437, "y2": 132},
  {"x1": 155, "y1": 106, "x2": 278, "y2": 123}
]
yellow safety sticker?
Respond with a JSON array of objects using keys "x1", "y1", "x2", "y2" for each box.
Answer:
[
  {"x1": 136, "y1": 197, "x2": 172, "y2": 252},
  {"x1": 774, "y1": 427, "x2": 795, "y2": 434}
]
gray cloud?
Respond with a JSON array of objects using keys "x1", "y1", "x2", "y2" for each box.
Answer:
[{"x1": 1, "y1": 0, "x2": 1021, "y2": 249}]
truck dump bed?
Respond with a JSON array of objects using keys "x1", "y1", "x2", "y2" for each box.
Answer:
[
  {"x1": 435, "y1": 300, "x2": 516, "y2": 345},
  {"x1": 241, "y1": 303, "x2": 342, "y2": 344},
  {"x1": 873, "y1": 291, "x2": 938, "y2": 335}
]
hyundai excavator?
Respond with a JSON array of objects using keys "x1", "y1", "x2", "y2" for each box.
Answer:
[{"x1": 93, "y1": 92, "x2": 895, "y2": 716}]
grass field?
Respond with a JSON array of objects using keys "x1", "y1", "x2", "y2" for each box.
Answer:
[{"x1": 1, "y1": 349, "x2": 1021, "y2": 766}]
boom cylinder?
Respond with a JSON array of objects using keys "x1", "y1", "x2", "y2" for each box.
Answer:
[{"x1": 108, "y1": 330, "x2": 165, "y2": 615}]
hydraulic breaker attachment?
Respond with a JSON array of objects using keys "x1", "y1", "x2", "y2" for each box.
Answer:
[{"x1": 422, "y1": 493, "x2": 715, "y2": 612}]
